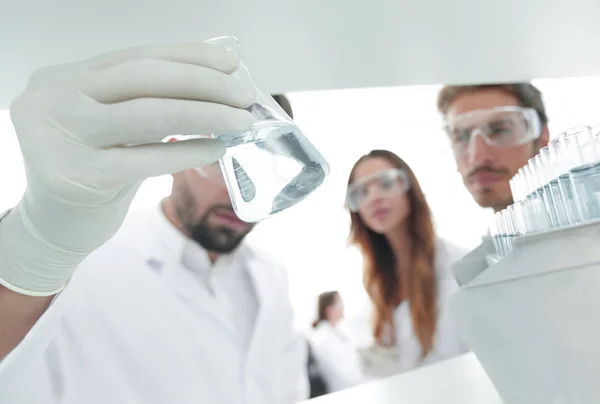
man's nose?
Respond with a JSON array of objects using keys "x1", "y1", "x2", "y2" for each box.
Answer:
[
  {"x1": 217, "y1": 182, "x2": 230, "y2": 198},
  {"x1": 467, "y1": 132, "x2": 494, "y2": 166}
]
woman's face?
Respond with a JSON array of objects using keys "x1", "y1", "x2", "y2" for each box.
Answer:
[
  {"x1": 348, "y1": 157, "x2": 411, "y2": 234},
  {"x1": 326, "y1": 294, "x2": 345, "y2": 324}
]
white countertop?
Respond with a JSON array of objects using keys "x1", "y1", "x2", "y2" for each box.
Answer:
[{"x1": 301, "y1": 352, "x2": 503, "y2": 403}]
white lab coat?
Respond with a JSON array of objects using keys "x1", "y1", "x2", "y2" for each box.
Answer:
[
  {"x1": 355, "y1": 238, "x2": 470, "y2": 378},
  {"x1": 308, "y1": 321, "x2": 364, "y2": 393},
  {"x1": 0, "y1": 205, "x2": 309, "y2": 404}
]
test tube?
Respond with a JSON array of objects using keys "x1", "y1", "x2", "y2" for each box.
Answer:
[
  {"x1": 513, "y1": 168, "x2": 531, "y2": 233},
  {"x1": 492, "y1": 211, "x2": 507, "y2": 256},
  {"x1": 551, "y1": 133, "x2": 581, "y2": 224},
  {"x1": 534, "y1": 153, "x2": 558, "y2": 228},
  {"x1": 521, "y1": 162, "x2": 551, "y2": 233},
  {"x1": 519, "y1": 165, "x2": 534, "y2": 234},
  {"x1": 499, "y1": 209, "x2": 514, "y2": 253},
  {"x1": 509, "y1": 173, "x2": 521, "y2": 204},
  {"x1": 490, "y1": 213, "x2": 505, "y2": 256},
  {"x1": 592, "y1": 124, "x2": 600, "y2": 139},
  {"x1": 509, "y1": 176, "x2": 516, "y2": 203},
  {"x1": 529, "y1": 156, "x2": 555, "y2": 229},
  {"x1": 540, "y1": 145, "x2": 569, "y2": 227},
  {"x1": 594, "y1": 124, "x2": 600, "y2": 155},
  {"x1": 517, "y1": 167, "x2": 528, "y2": 202},
  {"x1": 566, "y1": 126, "x2": 600, "y2": 222}
]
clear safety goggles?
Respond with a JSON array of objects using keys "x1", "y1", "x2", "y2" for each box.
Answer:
[
  {"x1": 445, "y1": 106, "x2": 542, "y2": 155},
  {"x1": 345, "y1": 168, "x2": 410, "y2": 212},
  {"x1": 196, "y1": 162, "x2": 226, "y2": 185}
]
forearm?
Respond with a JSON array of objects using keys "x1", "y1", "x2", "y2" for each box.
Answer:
[
  {"x1": 0, "y1": 285, "x2": 53, "y2": 360},
  {"x1": 0, "y1": 207, "x2": 58, "y2": 360}
]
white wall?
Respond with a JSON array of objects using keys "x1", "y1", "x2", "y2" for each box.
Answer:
[{"x1": 2, "y1": 77, "x2": 600, "y2": 333}]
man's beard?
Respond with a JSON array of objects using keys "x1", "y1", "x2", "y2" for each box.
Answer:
[{"x1": 186, "y1": 205, "x2": 251, "y2": 253}]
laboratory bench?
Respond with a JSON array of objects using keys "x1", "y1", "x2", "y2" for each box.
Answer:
[{"x1": 301, "y1": 352, "x2": 502, "y2": 404}]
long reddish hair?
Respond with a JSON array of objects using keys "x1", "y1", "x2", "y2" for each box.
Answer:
[{"x1": 347, "y1": 150, "x2": 437, "y2": 357}]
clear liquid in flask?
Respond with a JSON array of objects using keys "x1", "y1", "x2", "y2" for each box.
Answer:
[
  {"x1": 216, "y1": 108, "x2": 329, "y2": 222},
  {"x1": 202, "y1": 36, "x2": 330, "y2": 222}
]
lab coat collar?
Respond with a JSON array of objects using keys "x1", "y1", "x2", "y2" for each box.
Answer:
[
  {"x1": 314, "y1": 320, "x2": 351, "y2": 342},
  {"x1": 147, "y1": 202, "x2": 278, "y2": 332},
  {"x1": 315, "y1": 320, "x2": 332, "y2": 330},
  {"x1": 149, "y1": 200, "x2": 266, "y2": 280},
  {"x1": 145, "y1": 202, "x2": 266, "y2": 350}
]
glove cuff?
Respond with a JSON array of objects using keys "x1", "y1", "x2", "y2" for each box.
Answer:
[{"x1": 0, "y1": 202, "x2": 85, "y2": 296}]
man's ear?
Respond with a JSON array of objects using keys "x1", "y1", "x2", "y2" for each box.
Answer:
[{"x1": 538, "y1": 126, "x2": 550, "y2": 149}]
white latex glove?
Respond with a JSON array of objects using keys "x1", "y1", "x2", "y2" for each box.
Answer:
[{"x1": 0, "y1": 43, "x2": 255, "y2": 296}]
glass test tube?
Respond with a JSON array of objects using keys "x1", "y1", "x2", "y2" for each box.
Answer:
[
  {"x1": 540, "y1": 145, "x2": 569, "y2": 227},
  {"x1": 521, "y1": 162, "x2": 550, "y2": 234},
  {"x1": 500, "y1": 209, "x2": 514, "y2": 253},
  {"x1": 534, "y1": 153, "x2": 558, "y2": 228},
  {"x1": 490, "y1": 212, "x2": 505, "y2": 256},
  {"x1": 529, "y1": 156, "x2": 554, "y2": 230},
  {"x1": 565, "y1": 126, "x2": 600, "y2": 222},
  {"x1": 551, "y1": 135, "x2": 581, "y2": 224}
]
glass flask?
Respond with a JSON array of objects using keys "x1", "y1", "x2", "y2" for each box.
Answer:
[{"x1": 201, "y1": 35, "x2": 330, "y2": 223}]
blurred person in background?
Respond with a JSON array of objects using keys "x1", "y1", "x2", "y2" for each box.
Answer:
[
  {"x1": 308, "y1": 291, "x2": 364, "y2": 394},
  {"x1": 437, "y1": 83, "x2": 549, "y2": 213},
  {"x1": 345, "y1": 150, "x2": 469, "y2": 378}
]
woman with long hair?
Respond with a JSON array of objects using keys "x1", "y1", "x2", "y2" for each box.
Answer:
[
  {"x1": 346, "y1": 149, "x2": 468, "y2": 375},
  {"x1": 308, "y1": 291, "x2": 364, "y2": 393}
]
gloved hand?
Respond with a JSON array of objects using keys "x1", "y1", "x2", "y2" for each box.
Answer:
[{"x1": 0, "y1": 43, "x2": 255, "y2": 296}]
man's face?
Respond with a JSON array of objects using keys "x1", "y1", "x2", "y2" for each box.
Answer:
[
  {"x1": 172, "y1": 164, "x2": 255, "y2": 253},
  {"x1": 446, "y1": 89, "x2": 549, "y2": 211}
]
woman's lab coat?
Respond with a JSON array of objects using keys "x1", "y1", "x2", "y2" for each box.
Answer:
[
  {"x1": 0, "y1": 205, "x2": 308, "y2": 404},
  {"x1": 308, "y1": 321, "x2": 364, "y2": 393},
  {"x1": 357, "y1": 238, "x2": 470, "y2": 379}
]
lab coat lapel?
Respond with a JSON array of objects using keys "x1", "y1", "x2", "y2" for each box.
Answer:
[
  {"x1": 245, "y1": 255, "x2": 269, "y2": 356},
  {"x1": 143, "y1": 204, "x2": 242, "y2": 343},
  {"x1": 151, "y1": 251, "x2": 241, "y2": 347}
]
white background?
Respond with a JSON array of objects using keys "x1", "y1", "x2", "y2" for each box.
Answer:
[{"x1": 2, "y1": 77, "x2": 600, "y2": 332}]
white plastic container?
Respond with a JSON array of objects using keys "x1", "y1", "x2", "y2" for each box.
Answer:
[{"x1": 451, "y1": 220, "x2": 600, "y2": 404}]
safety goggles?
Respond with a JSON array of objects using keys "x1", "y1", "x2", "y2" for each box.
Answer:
[
  {"x1": 345, "y1": 168, "x2": 410, "y2": 212},
  {"x1": 196, "y1": 162, "x2": 226, "y2": 185},
  {"x1": 444, "y1": 106, "x2": 542, "y2": 155}
]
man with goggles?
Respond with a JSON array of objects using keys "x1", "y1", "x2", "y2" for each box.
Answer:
[
  {"x1": 0, "y1": 73, "x2": 309, "y2": 404},
  {"x1": 437, "y1": 83, "x2": 550, "y2": 212}
]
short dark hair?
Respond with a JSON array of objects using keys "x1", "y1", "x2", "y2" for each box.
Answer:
[
  {"x1": 437, "y1": 83, "x2": 548, "y2": 127},
  {"x1": 272, "y1": 94, "x2": 294, "y2": 119}
]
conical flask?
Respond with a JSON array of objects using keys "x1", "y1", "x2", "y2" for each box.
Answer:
[{"x1": 203, "y1": 36, "x2": 330, "y2": 223}]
